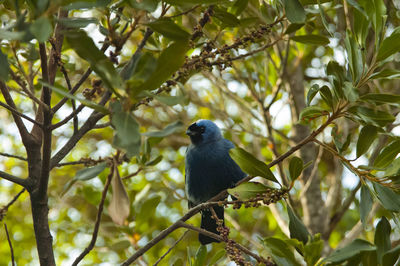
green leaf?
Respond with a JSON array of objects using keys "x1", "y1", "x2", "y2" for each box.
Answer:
[
  {"x1": 229, "y1": 147, "x2": 278, "y2": 183},
  {"x1": 306, "y1": 84, "x2": 320, "y2": 106},
  {"x1": 143, "y1": 121, "x2": 183, "y2": 138},
  {"x1": 164, "y1": 0, "x2": 229, "y2": 4},
  {"x1": 230, "y1": 0, "x2": 248, "y2": 16},
  {"x1": 39, "y1": 81, "x2": 109, "y2": 114},
  {"x1": 348, "y1": 106, "x2": 395, "y2": 127},
  {"x1": 361, "y1": 93, "x2": 400, "y2": 105},
  {"x1": 373, "y1": 140, "x2": 400, "y2": 168},
  {"x1": 325, "y1": 239, "x2": 376, "y2": 264},
  {"x1": 319, "y1": 85, "x2": 333, "y2": 107},
  {"x1": 111, "y1": 101, "x2": 141, "y2": 158},
  {"x1": 287, "y1": 205, "x2": 311, "y2": 244},
  {"x1": 344, "y1": 31, "x2": 363, "y2": 82},
  {"x1": 135, "y1": 193, "x2": 161, "y2": 223},
  {"x1": 62, "y1": 162, "x2": 108, "y2": 195},
  {"x1": 66, "y1": 30, "x2": 123, "y2": 94},
  {"x1": 120, "y1": 51, "x2": 142, "y2": 81},
  {"x1": 0, "y1": 48, "x2": 10, "y2": 81},
  {"x1": 353, "y1": 8, "x2": 369, "y2": 47},
  {"x1": 284, "y1": 23, "x2": 305, "y2": 35},
  {"x1": 227, "y1": 182, "x2": 269, "y2": 200},
  {"x1": 213, "y1": 9, "x2": 240, "y2": 27},
  {"x1": 370, "y1": 69, "x2": 400, "y2": 80},
  {"x1": 29, "y1": 16, "x2": 53, "y2": 42},
  {"x1": 318, "y1": 1, "x2": 333, "y2": 37},
  {"x1": 147, "y1": 19, "x2": 190, "y2": 41},
  {"x1": 304, "y1": 235, "x2": 324, "y2": 266},
  {"x1": 326, "y1": 61, "x2": 345, "y2": 99},
  {"x1": 299, "y1": 106, "x2": 328, "y2": 122},
  {"x1": 373, "y1": 182, "x2": 400, "y2": 212},
  {"x1": 263, "y1": 237, "x2": 301, "y2": 266},
  {"x1": 58, "y1": 17, "x2": 98, "y2": 28},
  {"x1": 132, "y1": 41, "x2": 189, "y2": 95},
  {"x1": 128, "y1": 0, "x2": 159, "y2": 12},
  {"x1": 375, "y1": 216, "x2": 391, "y2": 264},
  {"x1": 0, "y1": 29, "x2": 26, "y2": 40},
  {"x1": 283, "y1": 0, "x2": 306, "y2": 23},
  {"x1": 208, "y1": 249, "x2": 226, "y2": 265},
  {"x1": 360, "y1": 185, "x2": 373, "y2": 227},
  {"x1": 289, "y1": 156, "x2": 303, "y2": 181},
  {"x1": 356, "y1": 125, "x2": 378, "y2": 157},
  {"x1": 193, "y1": 245, "x2": 207, "y2": 266},
  {"x1": 291, "y1": 35, "x2": 330, "y2": 45},
  {"x1": 382, "y1": 245, "x2": 400, "y2": 266}
]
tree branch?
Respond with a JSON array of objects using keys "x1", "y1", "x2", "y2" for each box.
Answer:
[
  {"x1": 0, "y1": 170, "x2": 28, "y2": 187},
  {"x1": 4, "y1": 223, "x2": 16, "y2": 266},
  {"x1": 72, "y1": 165, "x2": 113, "y2": 265},
  {"x1": 153, "y1": 230, "x2": 189, "y2": 266},
  {"x1": 0, "y1": 152, "x2": 27, "y2": 162},
  {"x1": 0, "y1": 100, "x2": 43, "y2": 127}
]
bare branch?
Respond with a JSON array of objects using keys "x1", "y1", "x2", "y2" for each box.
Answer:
[
  {"x1": 72, "y1": 164, "x2": 113, "y2": 265},
  {"x1": 4, "y1": 223, "x2": 16, "y2": 266},
  {"x1": 0, "y1": 170, "x2": 28, "y2": 187},
  {"x1": 51, "y1": 104, "x2": 85, "y2": 130},
  {"x1": 0, "y1": 152, "x2": 27, "y2": 162},
  {"x1": 1, "y1": 188, "x2": 26, "y2": 213},
  {"x1": 0, "y1": 101, "x2": 43, "y2": 127},
  {"x1": 153, "y1": 230, "x2": 189, "y2": 266}
]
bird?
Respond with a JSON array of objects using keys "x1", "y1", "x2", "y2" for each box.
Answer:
[{"x1": 185, "y1": 119, "x2": 246, "y2": 245}]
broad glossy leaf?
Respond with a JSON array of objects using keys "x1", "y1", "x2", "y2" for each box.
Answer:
[
  {"x1": 349, "y1": 106, "x2": 395, "y2": 127},
  {"x1": 325, "y1": 239, "x2": 376, "y2": 264},
  {"x1": 263, "y1": 237, "x2": 301, "y2": 266},
  {"x1": 120, "y1": 51, "x2": 142, "y2": 81},
  {"x1": 143, "y1": 121, "x2": 183, "y2": 138},
  {"x1": 108, "y1": 166, "x2": 130, "y2": 225},
  {"x1": 291, "y1": 35, "x2": 330, "y2": 45},
  {"x1": 229, "y1": 147, "x2": 277, "y2": 183},
  {"x1": 304, "y1": 236, "x2": 324, "y2": 266},
  {"x1": 320, "y1": 85, "x2": 333, "y2": 107},
  {"x1": 288, "y1": 205, "x2": 310, "y2": 244},
  {"x1": 373, "y1": 182, "x2": 400, "y2": 212},
  {"x1": 370, "y1": 69, "x2": 400, "y2": 80},
  {"x1": 318, "y1": 2, "x2": 333, "y2": 37},
  {"x1": 361, "y1": 93, "x2": 400, "y2": 105},
  {"x1": 344, "y1": 31, "x2": 363, "y2": 82},
  {"x1": 209, "y1": 249, "x2": 226, "y2": 265},
  {"x1": 30, "y1": 16, "x2": 52, "y2": 42},
  {"x1": 283, "y1": 0, "x2": 306, "y2": 23},
  {"x1": 382, "y1": 245, "x2": 400, "y2": 266},
  {"x1": 111, "y1": 102, "x2": 141, "y2": 158},
  {"x1": 356, "y1": 125, "x2": 378, "y2": 158},
  {"x1": 129, "y1": 0, "x2": 159, "y2": 12},
  {"x1": 227, "y1": 182, "x2": 269, "y2": 200},
  {"x1": 58, "y1": 17, "x2": 98, "y2": 28},
  {"x1": 284, "y1": 23, "x2": 305, "y2": 35},
  {"x1": 213, "y1": 9, "x2": 240, "y2": 27},
  {"x1": 0, "y1": 48, "x2": 9, "y2": 81},
  {"x1": 147, "y1": 19, "x2": 190, "y2": 41},
  {"x1": 132, "y1": 41, "x2": 189, "y2": 94},
  {"x1": 373, "y1": 140, "x2": 400, "y2": 169},
  {"x1": 289, "y1": 156, "x2": 303, "y2": 181},
  {"x1": 360, "y1": 185, "x2": 373, "y2": 227},
  {"x1": 193, "y1": 245, "x2": 207, "y2": 266},
  {"x1": 353, "y1": 8, "x2": 369, "y2": 47},
  {"x1": 66, "y1": 30, "x2": 123, "y2": 94},
  {"x1": 306, "y1": 84, "x2": 320, "y2": 106},
  {"x1": 299, "y1": 106, "x2": 328, "y2": 122},
  {"x1": 375, "y1": 216, "x2": 391, "y2": 264}
]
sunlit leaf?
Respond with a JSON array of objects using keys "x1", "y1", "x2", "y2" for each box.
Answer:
[
  {"x1": 306, "y1": 84, "x2": 320, "y2": 106},
  {"x1": 289, "y1": 156, "x2": 303, "y2": 181},
  {"x1": 373, "y1": 140, "x2": 400, "y2": 168},
  {"x1": 263, "y1": 237, "x2": 301, "y2": 266},
  {"x1": 299, "y1": 106, "x2": 328, "y2": 122},
  {"x1": 58, "y1": 17, "x2": 98, "y2": 28},
  {"x1": 147, "y1": 18, "x2": 190, "y2": 41},
  {"x1": 228, "y1": 182, "x2": 269, "y2": 200},
  {"x1": 229, "y1": 147, "x2": 278, "y2": 183},
  {"x1": 193, "y1": 245, "x2": 207, "y2": 266}
]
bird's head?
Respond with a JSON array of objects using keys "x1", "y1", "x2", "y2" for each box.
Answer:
[{"x1": 186, "y1": 119, "x2": 222, "y2": 145}]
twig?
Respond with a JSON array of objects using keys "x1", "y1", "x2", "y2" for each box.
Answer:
[
  {"x1": 9, "y1": 70, "x2": 47, "y2": 108},
  {"x1": 71, "y1": 164, "x2": 113, "y2": 266},
  {"x1": 122, "y1": 168, "x2": 143, "y2": 180},
  {"x1": 0, "y1": 101, "x2": 43, "y2": 127},
  {"x1": 93, "y1": 122, "x2": 111, "y2": 129},
  {"x1": 152, "y1": 230, "x2": 189, "y2": 266},
  {"x1": 51, "y1": 104, "x2": 85, "y2": 130},
  {"x1": 4, "y1": 223, "x2": 16, "y2": 266},
  {"x1": 1, "y1": 188, "x2": 26, "y2": 221},
  {"x1": 165, "y1": 5, "x2": 200, "y2": 18},
  {"x1": 178, "y1": 222, "x2": 272, "y2": 265},
  {"x1": 0, "y1": 152, "x2": 27, "y2": 162}
]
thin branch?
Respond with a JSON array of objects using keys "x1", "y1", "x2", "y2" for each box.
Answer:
[
  {"x1": 2, "y1": 188, "x2": 26, "y2": 212},
  {"x1": 51, "y1": 104, "x2": 85, "y2": 130},
  {"x1": 0, "y1": 152, "x2": 27, "y2": 162},
  {"x1": 0, "y1": 81, "x2": 33, "y2": 145},
  {"x1": 9, "y1": 70, "x2": 47, "y2": 108},
  {"x1": 93, "y1": 122, "x2": 111, "y2": 129},
  {"x1": 0, "y1": 101, "x2": 43, "y2": 127},
  {"x1": 152, "y1": 230, "x2": 189, "y2": 266},
  {"x1": 4, "y1": 223, "x2": 16, "y2": 266},
  {"x1": 72, "y1": 164, "x2": 113, "y2": 266},
  {"x1": 0, "y1": 170, "x2": 28, "y2": 187}
]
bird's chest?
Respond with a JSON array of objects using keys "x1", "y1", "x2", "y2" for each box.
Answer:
[{"x1": 185, "y1": 146, "x2": 233, "y2": 204}]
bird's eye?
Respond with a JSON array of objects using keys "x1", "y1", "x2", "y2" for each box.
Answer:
[{"x1": 199, "y1": 126, "x2": 205, "y2": 133}]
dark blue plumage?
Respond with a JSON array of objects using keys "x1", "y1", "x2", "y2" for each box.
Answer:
[{"x1": 185, "y1": 120, "x2": 246, "y2": 244}]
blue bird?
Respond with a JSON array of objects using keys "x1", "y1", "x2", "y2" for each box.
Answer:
[{"x1": 185, "y1": 119, "x2": 246, "y2": 245}]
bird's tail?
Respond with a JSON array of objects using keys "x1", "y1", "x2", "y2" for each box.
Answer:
[{"x1": 199, "y1": 206, "x2": 224, "y2": 245}]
